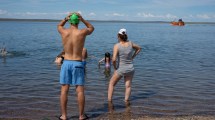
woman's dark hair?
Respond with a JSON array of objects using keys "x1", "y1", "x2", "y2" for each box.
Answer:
[
  {"x1": 118, "y1": 32, "x2": 128, "y2": 41},
  {"x1": 105, "y1": 52, "x2": 111, "y2": 63}
]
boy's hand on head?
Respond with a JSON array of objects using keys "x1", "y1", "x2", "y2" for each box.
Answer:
[
  {"x1": 75, "y1": 12, "x2": 83, "y2": 21},
  {"x1": 65, "y1": 13, "x2": 72, "y2": 20}
]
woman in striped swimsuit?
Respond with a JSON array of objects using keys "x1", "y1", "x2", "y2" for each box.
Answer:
[{"x1": 108, "y1": 28, "x2": 141, "y2": 102}]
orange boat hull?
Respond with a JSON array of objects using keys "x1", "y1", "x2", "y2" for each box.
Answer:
[{"x1": 171, "y1": 21, "x2": 185, "y2": 26}]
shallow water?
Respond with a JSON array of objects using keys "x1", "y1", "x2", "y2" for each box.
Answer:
[{"x1": 0, "y1": 21, "x2": 215, "y2": 119}]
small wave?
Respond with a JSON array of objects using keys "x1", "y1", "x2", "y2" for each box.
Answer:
[{"x1": 0, "y1": 51, "x2": 27, "y2": 58}]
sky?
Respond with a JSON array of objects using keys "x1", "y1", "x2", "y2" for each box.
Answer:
[{"x1": 0, "y1": 0, "x2": 215, "y2": 22}]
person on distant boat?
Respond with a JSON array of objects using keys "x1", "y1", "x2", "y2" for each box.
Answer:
[
  {"x1": 171, "y1": 18, "x2": 185, "y2": 26},
  {"x1": 108, "y1": 28, "x2": 141, "y2": 102},
  {"x1": 178, "y1": 18, "x2": 185, "y2": 26}
]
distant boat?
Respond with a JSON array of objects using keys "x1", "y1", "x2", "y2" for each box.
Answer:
[{"x1": 171, "y1": 19, "x2": 185, "y2": 26}]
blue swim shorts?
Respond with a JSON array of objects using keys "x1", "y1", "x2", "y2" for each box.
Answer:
[
  {"x1": 60, "y1": 60, "x2": 85, "y2": 85},
  {"x1": 82, "y1": 61, "x2": 87, "y2": 67}
]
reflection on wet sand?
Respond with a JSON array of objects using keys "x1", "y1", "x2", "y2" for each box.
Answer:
[{"x1": 108, "y1": 101, "x2": 132, "y2": 120}]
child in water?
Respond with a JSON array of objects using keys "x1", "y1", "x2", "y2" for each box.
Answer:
[
  {"x1": 98, "y1": 52, "x2": 111, "y2": 68},
  {"x1": 98, "y1": 52, "x2": 112, "y2": 77},
  {"x1": 0, "y1": 43, "x2": 7, "y2": 56},
  {"x1": 55, "y1": 48, "x2": 87, "y2": 67},
  {"x1": 54, "y1": 50, "x2": 65, "y2": 65}
]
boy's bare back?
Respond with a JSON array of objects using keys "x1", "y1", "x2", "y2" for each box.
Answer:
[{"x1": 57, "y1": 13, "x2": 94, "y2": 61}]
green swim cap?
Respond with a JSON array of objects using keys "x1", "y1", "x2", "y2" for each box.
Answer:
[{"x1": 68, "y1": 13, "x2": 79, "y2": 25}]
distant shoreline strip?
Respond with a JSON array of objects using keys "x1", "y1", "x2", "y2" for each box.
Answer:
[{"x1": 0, "y1": 18, "x2": 215, "y2": 24}]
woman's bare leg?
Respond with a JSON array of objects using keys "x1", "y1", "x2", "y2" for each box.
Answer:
[
  {"x1": 108, "y1": 72, "x2": 122, "y2": 101},
  {"x1": 124, "y1": 75, "x2": 133, "y2": 101}
]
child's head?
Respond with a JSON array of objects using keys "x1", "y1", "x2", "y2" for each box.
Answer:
[
  {"x1": 105, "y1": 52, "x2": 110, "y2": 57},
  {"x1": 105, "y1": 52, "x2": 111, "y2": 62}
]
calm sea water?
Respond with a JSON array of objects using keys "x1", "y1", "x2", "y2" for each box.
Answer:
[{"x1": 0, "y1": 21, "x2": 215, "y2": 119}]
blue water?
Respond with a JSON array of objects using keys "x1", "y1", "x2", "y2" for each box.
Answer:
[{"x1": 0, "y1": 21, "x2": 215, "y2": 119}]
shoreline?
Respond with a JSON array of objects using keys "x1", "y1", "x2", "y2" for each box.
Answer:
[
  {"x1": 0, "y1": 18, "x2": 215, "y2": 24},
  {"x1": 96, "y1": 111, "x2": 215, "y2": 120},
  {"x1": 99, "y1": 115, "x2": 215, "y2": 120},
  {"x1": 1, "y1": 115, "x2": 215, "y2": 120}
]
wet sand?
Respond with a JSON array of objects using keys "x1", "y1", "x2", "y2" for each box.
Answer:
[
  {"x1": 97, "y1": 114, "x2": 215, "y2": 120},
  {"x1": 0, "y1": 111, "x2": 215, "y2": 120},
  {"x1": 1, "y1": 115, "x2": 215, "y2": 120},
  {"x1": 0, "y1": 101, "x2": 214, "y2": 120}
]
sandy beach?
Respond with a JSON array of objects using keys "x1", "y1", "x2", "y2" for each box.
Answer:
[
  {"x1": 97, "y1": 114, "x2": 215, "y2": 120},
  {"x1": 1, "y1": 115, "x2": 215, "y2": 120}
]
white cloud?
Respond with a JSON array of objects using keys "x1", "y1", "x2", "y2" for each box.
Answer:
[
  {"x1": 137, "y1": 13, "x2": 155, "y2": 18},
  {"x1": 0, "y1": 9, "x2": 7, "y2": 15},
  {"x1": 113, "y1": 13, "x2": 125, "y2": 16},
  {"x1": 196, "y1": 14, "x2": 211, "y2": 19},
  {"x1": 189, "y1": 15, "x2": 194, "y2": 18},
  {"x1": 88, "y1": 12, "x2": 96, "y2": 16},
  {"x1": 0, "y1": 10, "x2": 88, "y2": 19},
  {"x1": 54, "y1": 12, "x2": 70, "y2": 15},
  {"x1": 26, "y1": 12, "x2": 48, "y2": 15},
  {"x1": 151, "y1": 0, "x2": 215, "y2": 8},
  {"x1": 137, "y1": 12, "x2": 177, "y2": 19},
  {"x1": 1, "y1": 9, "x2": 215, "y2": 22},
  {"x1": 13, "y1": 11, "x2": 73, "y2": 16},
  {"x1": 165, "y1": 14, "x2": 177, "y2": 19},
  {"x1": 105, "y1": 13, "x2": 125, "y2": 17}
]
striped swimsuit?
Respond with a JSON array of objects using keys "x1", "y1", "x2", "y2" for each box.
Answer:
[{"x1": 116, "y1": 42, "x2": 135, "y2": 77}]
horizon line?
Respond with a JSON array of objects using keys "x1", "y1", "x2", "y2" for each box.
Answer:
[{"x1": 0, "y1": 18, "x2": 215, "y2": 24}]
